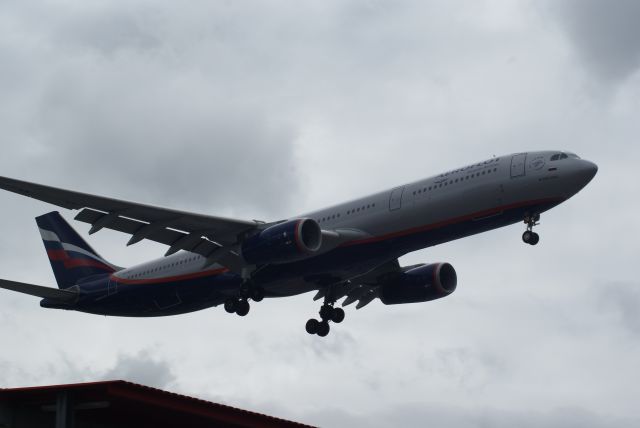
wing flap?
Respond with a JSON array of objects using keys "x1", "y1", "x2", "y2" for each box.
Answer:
[
  {"x1": 0, "y1": 279, "x2": 78, "y2": 302},
  {"x1": 76, "y1": 208, "x2": 189, "y2": 247},
  {"x1": 75, "y1": 207, "x2": 244, "y2": 269}
]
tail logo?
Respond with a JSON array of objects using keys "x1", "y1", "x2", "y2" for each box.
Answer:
[{"x1": 40, "y1": 228, "x2": 116, "y2": 272}]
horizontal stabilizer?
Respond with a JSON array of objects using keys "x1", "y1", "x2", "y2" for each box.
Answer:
[{"x1": 0, "y1": 279, "x2": 78, "y2": 302}]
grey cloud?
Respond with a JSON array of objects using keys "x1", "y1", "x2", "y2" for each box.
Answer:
[
  {"x1": 31, "y1": 80, "x2": 298, "y2": 218},
  {"x1": 100, "y1": 350, "x2": 176, "y2": 389},
  {"x1": 0, "y1": 2, "x2": 301, "y2": 220},
  {"x1": 247, "y1": 328, "x2": 359, "y2": 363},
  {"x1": 417, "y1": 346, "x2": 507, "y2": 392},
  {"x1": 303, "y1": 403, "x2": 635, "y2": 428},
  {"x1": 307, "y1": 330, "x2": 358, "y2": 360},
  {"x1": 552, "y1": 0, "x2": 640, "y2": 83},
  {"x1": 6, "y1": 349, "x2": 177, "y2": 390},
  {"x1": 54, "y1": 6, "x2": 161, "y2": 55},
  {"x1": 598, "y1": 282, "x2": 640, "y2": 335}
]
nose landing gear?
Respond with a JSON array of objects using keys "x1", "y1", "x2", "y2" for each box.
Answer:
[{"x1": 522, "y1": 213, "x2": 540, "y2": 245}]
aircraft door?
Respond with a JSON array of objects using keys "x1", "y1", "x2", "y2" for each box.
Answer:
[
  {"x1": 510, "y1": 153, "x2": 527, "y2": 178},
  {"x1": 107, "y1": 277, "x2": 117, "y2": 295},
  {"x1": 389, "y1": 186, "x2": 405, "y2": 211}
]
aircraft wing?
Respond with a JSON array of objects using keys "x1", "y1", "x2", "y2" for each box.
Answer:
[
  {"x1": 0, "y1": 176, "x2": 259, "y2": 271},
  {"x1": 312, "y1": 260, "x2": 405, "y2": 309},
  {"x1": 0, "y1": 279, "x2": 78, "y2": 302}
]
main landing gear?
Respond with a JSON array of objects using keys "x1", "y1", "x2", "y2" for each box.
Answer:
[
  {"x1": 224, "y1": 280, "x2": 265, "y2": 317},
  {"x1": 522, "y1": 213, "x2": 540, "y2": 246},
  {"x1": 305, "y1": 302, "x2": 345, "y2": 337}
]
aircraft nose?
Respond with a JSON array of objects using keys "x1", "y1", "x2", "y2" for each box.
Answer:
[
  {"x1": 560, "y1": 158, "x2": 598, "y2": 198},
  {"x1": 579, "y1": 159, "x2": 598, "y2": 184}
]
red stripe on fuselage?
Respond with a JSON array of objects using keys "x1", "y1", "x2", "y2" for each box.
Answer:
[
  {"x1": 341, "y1": 197, "x2": 563, "y2": 247},
  {"x1": 111, "y1": 267, "x2": 229, "y2": 285}
]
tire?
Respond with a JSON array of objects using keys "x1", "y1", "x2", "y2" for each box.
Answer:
[
  {"x1": 306, "y1": 319, "x2": 319, "y2": 335},
  {"x1": 251, "y1": 287, "x2": 265, "y2": 302},
  {"x1": 332, "y1": 307, "x2": 345, "y2": 324},
  {"x1": 522, "y1": 231, "x2": 532, "y2": 244},
  {"x1": 319, "y1": 305, "x2": 334, "y2": 321},
  {"x1": 530, "y1": 232, "x2": 540, "y2": 245},
  {"x1": 236, "y1": 300, "x2": 250, "y2": 316},
  {"x1": 224, "y1": 298, "x2": 237, "y2": 314},
  {"x1": 316, "y1": 321, "x2": 330, "y2": 337}
]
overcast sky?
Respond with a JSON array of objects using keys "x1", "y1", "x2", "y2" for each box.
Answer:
[{"x1": 1, "y1": 1, "x2": 639, "y2": 427}]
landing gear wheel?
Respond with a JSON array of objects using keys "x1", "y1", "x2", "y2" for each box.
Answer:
[
  {"x1": 250, "y1": 286, "x2": 265, "y2": 302},
  {"x1": 319, "y1": 304, "x2": 334, "y2": 321},
  {"x1": 306, "y1": 319, "x2": 319, "y2": 335},
  {"x1": 522, "y1": 231, "x2": 540, "y2": 245},
  {"x1": 235, "y1": 299, "x2": 250, "y2": 316},
  {"x1": 530, "y1": 232, "x2": 540, "y2": 245},
  {"x1": 224, "y1": 298, "x2": 237, "y2": 314},
  {"x1": 522, "y1": 213, "x2": 541, "y2": 246},
  {"x1": 316, "y1": 321, "x2": 330, "y2": 337},
  {"x1": 331, "y1": 307, "x2": 345, "y2": 324}
]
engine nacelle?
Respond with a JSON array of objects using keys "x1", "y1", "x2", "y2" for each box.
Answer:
[
  {"x1": 379, "y1": 263, "x2": 457, "y2": 305},
  {"x1": 241, "y1": 219, "x2": 322, "y2": 265}
]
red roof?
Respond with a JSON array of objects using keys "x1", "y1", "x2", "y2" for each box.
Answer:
[{"x1": 0, "y1": 380, "x2": 315, "y2": 428}]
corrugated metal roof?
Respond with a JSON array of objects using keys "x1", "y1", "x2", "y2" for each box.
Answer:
[{"x1": 0, "y1": 380, "x2": 315, "y2": 428}]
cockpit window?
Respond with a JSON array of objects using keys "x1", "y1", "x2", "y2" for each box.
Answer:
[{"x1": 550, "y1": 153, "x2": 569, "y2": 161}]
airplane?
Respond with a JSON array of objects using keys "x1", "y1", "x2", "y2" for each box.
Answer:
[{"x1": 0, "y1": 151, "x2": 597, "y2": 337}]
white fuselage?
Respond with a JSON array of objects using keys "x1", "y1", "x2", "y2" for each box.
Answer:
[{"x1": 113, "y1": 151, "x2": 597, "y2": 293}]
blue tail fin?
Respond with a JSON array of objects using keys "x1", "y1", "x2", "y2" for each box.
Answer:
[{"x1": 36, "y1": 211, "x2": 119, "y2": 289}]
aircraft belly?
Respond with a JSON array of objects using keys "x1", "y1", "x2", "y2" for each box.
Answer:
[{"x1": 76, "y1": 273, "x2": 240, "y2": 317}]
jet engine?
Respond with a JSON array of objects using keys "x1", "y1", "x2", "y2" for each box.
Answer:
[
  {"x1": 379, "y1": 263, "x2": 457, "y2": 305},
  {"x1": 241, "y1": 219, "x2": 322, "y2": 265}
]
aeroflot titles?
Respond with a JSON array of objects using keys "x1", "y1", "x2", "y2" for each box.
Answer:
[{"x1": 438, "y1": 157, "x2": 501, "y2": 178}]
